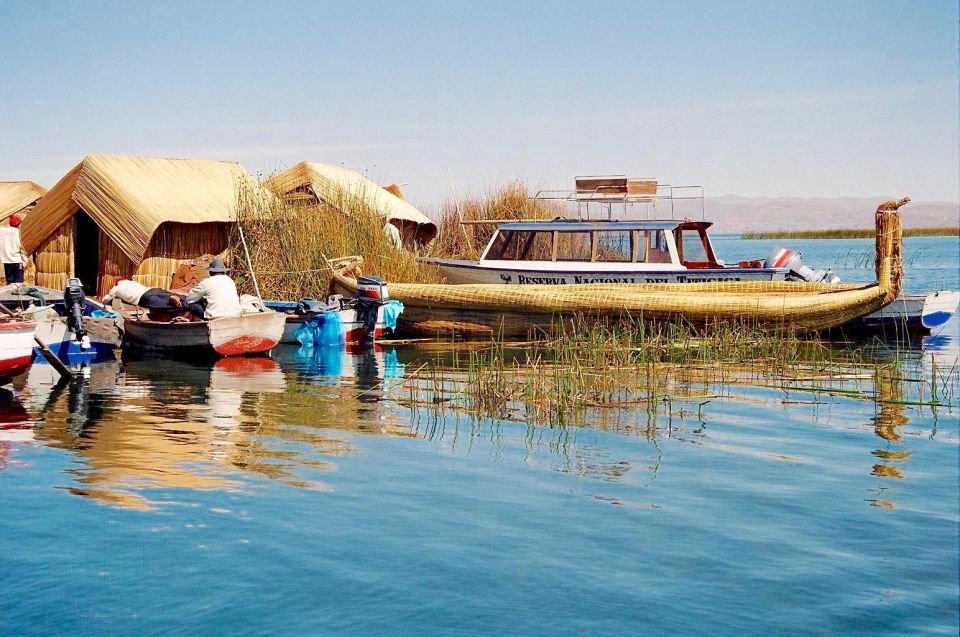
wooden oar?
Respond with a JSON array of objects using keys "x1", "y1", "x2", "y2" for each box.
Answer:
[{"x1": 33, "y1": 335, "x2": 72, "y2": 379}]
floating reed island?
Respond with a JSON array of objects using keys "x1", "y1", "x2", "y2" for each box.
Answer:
[{"x1": 328, "y1": 197, "x2": 912, "y2": 338}]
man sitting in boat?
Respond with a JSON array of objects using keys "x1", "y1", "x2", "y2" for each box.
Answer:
[
  {"x1": 185, "y1": 258, "x2": 242, "y2": 320},
  {"x1": 103, "y1": 277, "x2": 186, "y2": 311}
]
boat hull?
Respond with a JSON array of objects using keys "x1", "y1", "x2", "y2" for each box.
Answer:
[
  {"x1": 123, "y1": 312, "x2": 286, "y2": 357},
  {"x1": 277, "y1": 307, "x2": 387, "y2": 344},
  {"x1": 0, "y1": 320, "x2": 36, "y2": 383},
  {"x1": 422, "y1": 259, "x2": 789, "y2": 285},
  {"x1": 848, "y1": 291, "x2": 959, "y2": 333},
  {"x1": 32, "y1": 316, "x2": 121, "y2": 362}
]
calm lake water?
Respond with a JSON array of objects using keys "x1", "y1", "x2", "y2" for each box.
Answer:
[{"x1": 2, "y1": 236, "x2": 958, "y2": 636}]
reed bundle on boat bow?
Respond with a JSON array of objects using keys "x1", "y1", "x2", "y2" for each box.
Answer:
[{"x1": 332, "y1": 198, "x2": 909, "y2": 336}]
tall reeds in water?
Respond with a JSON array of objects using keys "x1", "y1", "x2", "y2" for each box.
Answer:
[
  {"x1": 428, "y1": 181, "x2": 562, "y2": 260},
  {"x1": 398, "y1": 317, "x2": 958, "y2": 427},
  {"x1": 232, "y1": 177, "x2": 441, "y2": 300}
]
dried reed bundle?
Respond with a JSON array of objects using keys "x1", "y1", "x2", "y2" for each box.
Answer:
[{"x1": 428, "y1": 182, "x2": 562, "y2": 260}]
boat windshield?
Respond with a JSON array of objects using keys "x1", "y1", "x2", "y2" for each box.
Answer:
[
  {"x1": 484, "y1": 227, "x2": 676, "y2": 264},
  {"x1": 485, "y1": 230, "x2": 553, "y2": 260},
  {"x1": 675, "y1": 226, "x2": 716, "y2": 266}
]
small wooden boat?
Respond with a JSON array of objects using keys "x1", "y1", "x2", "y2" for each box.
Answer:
[
  {"x1": 123, "y1": 310, "x2": 286, "y2": 357},
  {"x1": 332, "y1": 198, "x2": 911, "y2": 338},
  {"x1": 0, "y1": 318, "x2": 36, "y2": 383}
]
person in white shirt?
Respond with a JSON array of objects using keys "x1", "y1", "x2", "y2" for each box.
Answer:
[
  {"x1": 186, "y1": 258, "x2": 242, "y2": 320},
  {"x1": 102, "y1": 278, "x2": 150, "y2": 305},
  {"x1": 102, "y1": 278, "x2": 186, "y2": 310},
  {"x1": 0, "y1": 215, "x2": 27, "y2": 284},
  {"x1": 382, "y1": 222, "x2": 402, "y2": 250}
]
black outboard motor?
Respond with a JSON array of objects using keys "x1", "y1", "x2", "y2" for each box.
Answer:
[
  {"x1": 64, "y1": 278, "x2": 90, "y2": 349},
  {"x1": 355, "y1": 275, "x2": 389, "y2": 341}
]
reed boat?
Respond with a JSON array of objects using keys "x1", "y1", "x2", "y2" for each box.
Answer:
[
  {"x1": 332, "y1": 197, "x2": 911, "y2": 338},
  {"x1": 0, "y1": 318, "x2": 36, "y2": 383},
  {"x1": 122, "y1": 310, "x2": 286, "y2": 357}
]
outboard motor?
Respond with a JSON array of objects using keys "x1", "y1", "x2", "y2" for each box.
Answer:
[
  {"x1": 765, "y1": 248, "x2": 840, "y2": 284},
  {"x1": 64, "y1": 278, "x2": 91, "y2": 349},
  {"x1": 355, "y1": 275, "x2": 389, "y2": 341}
]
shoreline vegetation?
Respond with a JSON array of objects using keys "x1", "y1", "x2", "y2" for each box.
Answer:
[{"x1": 741, "y1": 226, "x2": 958, "y2": 240}]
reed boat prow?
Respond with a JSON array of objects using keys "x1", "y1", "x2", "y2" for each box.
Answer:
[{"x1": 332, "y1": 198, "x2": 910, "y2": 337}]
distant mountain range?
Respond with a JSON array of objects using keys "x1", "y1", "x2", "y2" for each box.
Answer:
[{"x1": 702, "y1": 196, "x2": 959, "y2": 234}]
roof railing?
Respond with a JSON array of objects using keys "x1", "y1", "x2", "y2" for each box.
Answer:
[{"x1": 533, "y1": 176, "x2": 705, "y2": 221}]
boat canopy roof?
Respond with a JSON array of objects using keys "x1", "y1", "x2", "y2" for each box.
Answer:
[{"x1": 496, "y1": 219, "x2": 711, "y2": 232}]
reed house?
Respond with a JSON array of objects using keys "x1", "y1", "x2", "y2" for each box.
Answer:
[
  {"x1": 265, "y1": 161, "x2": 437, "y2": 249},
  {"x1": 0, "y1": 181, "x2": 47, "y2": 225},
  {"x1": 20, "y1": 155, "x2": 271, "y2": 295}
]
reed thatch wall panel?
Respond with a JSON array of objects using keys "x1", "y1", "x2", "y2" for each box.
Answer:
[
  {"x1": 98, "y1": 233, "x2": 138, "y2": 296},
  {"x1": 134, "y1": 222, "x2": 231, "y2": 290},
  {"x1": 34, "y1": 218, "x2": 73, "y2": 290}
]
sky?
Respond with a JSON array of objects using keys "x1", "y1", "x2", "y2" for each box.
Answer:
[{"x1": 1, "y1": 0, "x2": 958, "y2": 211}]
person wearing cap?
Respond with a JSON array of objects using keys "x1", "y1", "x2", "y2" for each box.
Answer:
[
  {"x1": 0, "y1": 215, "x2": 27, "y2": 284},
  {"x1": 185, "y1": 258, "x2": 242, "y2": 319}
]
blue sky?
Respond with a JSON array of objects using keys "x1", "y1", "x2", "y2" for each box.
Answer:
[{"x1": 2, "y1": 0, "x2": 957, "y2": 208}]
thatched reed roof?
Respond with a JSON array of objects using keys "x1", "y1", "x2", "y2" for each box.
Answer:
[
  {"x1": 264, "y1": 161, "x2": 437, "y2": 245},
  {"x1": 0, "y1": 181, "x2": 47, "y2": 222},
  {"x1": 21, "y1": 155, "x2": 272, "y2": 263}
]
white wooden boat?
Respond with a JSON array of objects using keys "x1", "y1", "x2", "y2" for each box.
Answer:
[
  {"x1": 123, "y1": 310, "x2": 286, "y2": 357},
  {"x1": 0, "y1": 318, "x2": 36, "y2": 383}
]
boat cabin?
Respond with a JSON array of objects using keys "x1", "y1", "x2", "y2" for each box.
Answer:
[{"x1": 480, "y1": 220, "x2": 721, "y2": 269}]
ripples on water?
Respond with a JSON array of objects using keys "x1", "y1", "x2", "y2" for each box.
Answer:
[{"x1": 1, "y1": 236, "x2": 958, "y2": 636}]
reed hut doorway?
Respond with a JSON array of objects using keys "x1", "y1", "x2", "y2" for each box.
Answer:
[{"x1": 74, "y1": 211, "x2": 101, "y2": 295}]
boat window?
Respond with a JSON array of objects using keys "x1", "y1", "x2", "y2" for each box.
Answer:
[
  {"x1": 519, "y1": 231, "x2": 554, "y2": 260},
  {"x1": 678, "y1": 228, "x2": 710, "y2": 263},
  {"x1": 486, "y1": 230, "x2": 553, "y2": 260},
  {"x1": 640, "y1": 230, "x2": 673, "y2": 264},
  {"x1": 555, "y1": 231, "x2": 592, "y2": 261},
  {"x1": 485, "y1": 230, "x2": 513, "y2": 259},
  {"x1": 593, "y1": 231, "x2": 633, "y2": 262}
]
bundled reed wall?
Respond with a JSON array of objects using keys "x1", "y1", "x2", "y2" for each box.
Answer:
[
  {"x1": 133, "y1": 222, "x2": 231, "y2": 291},
  {"x1": 33, "y1": 219, "x2": 73, "y2": 290}
]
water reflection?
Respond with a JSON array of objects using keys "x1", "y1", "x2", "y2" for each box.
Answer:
[{"x1": 1, "y1": 324, "x2": 956, "y2": 511}]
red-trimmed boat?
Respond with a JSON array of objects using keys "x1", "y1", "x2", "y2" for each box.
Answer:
[{"x1": 0, "y1": 318, "x2": 36, "y2": 384}]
